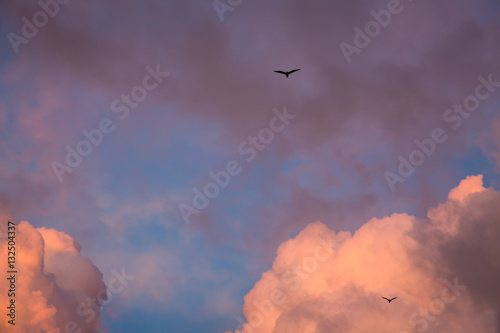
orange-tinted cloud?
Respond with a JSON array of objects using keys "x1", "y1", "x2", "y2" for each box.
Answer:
[
  {"x1": 227, "y1": 175, "x2": 499, "y2": 333},
  {"x1": 0, "y1": 218, "x2": 106, "y2": 333}
]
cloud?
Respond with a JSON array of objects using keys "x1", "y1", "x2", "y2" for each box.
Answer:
[
  {"x1": 0, "y1": 218, "x2": 106, "y2": 332},
  {"x1": 228, "y1": 175, "x2": 499, "y2": 332},
  {"x1": 1, "y1": 0, "x2": 500, "y2": 242},
  {"x1": 1, "y1": 1, "x2": 500, "y2": 330}
]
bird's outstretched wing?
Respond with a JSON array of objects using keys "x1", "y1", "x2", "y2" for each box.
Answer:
[
  {"x1": 382, "y1": 297, "x2": 397, "y2": 302},
  {"x1": 288, "y1": 69, "x2": 300, "y2": 74},
  {"x1": 274, "y1": 71, "x2": 287, "y2": 75}
]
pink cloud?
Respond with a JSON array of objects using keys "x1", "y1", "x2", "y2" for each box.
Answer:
[
  {"x1": 0, "y1": 217, "x2": 106, "y2": 332},
  {"x1": 227, "y1": 175, "x2": 499, "y2": 332}
]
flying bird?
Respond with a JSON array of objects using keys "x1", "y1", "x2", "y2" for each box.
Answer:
[
  {"x1": 382, "y1": 297, "x2": 397, "y2": 303},
  {"x1": 274, "y1": 69, "x2": 300, "y2": 78}
]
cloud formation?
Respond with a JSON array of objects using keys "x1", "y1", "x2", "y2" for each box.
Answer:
[
  {"x1": 228, "y1": 175, "x2": 500, "y2": 332},
  {"x1": 1, "y1": 1, "x2": 500, "y2": 331},
  {"x1": 1, "y1": 0, "x2": 499, "y2": 245},
  {"x1": 0, "y1": 218, "x2": 106, "y2": 333}
]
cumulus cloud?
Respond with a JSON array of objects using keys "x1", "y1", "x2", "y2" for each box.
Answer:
[
  {"x1": 228, "y1": 175, "x2": 500, "y2": 333},
  {"x1": 0, "y1": 218, "x2": 106, "y2": 333}
]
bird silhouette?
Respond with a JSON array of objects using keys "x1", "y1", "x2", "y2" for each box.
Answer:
[
  {"x1": 382, "y1": 297, "x2": 397, "y2": 303},
  {"x1": 274, "y1": 69, "x2": 300, "y2": 77}
]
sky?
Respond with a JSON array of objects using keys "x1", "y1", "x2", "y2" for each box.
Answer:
[{"x1": 0, "y1": 0, "x2": 499, "y2": 332}]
